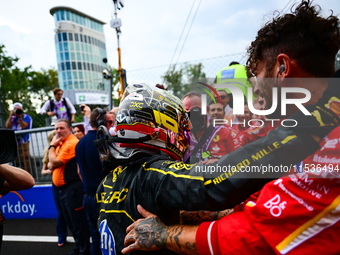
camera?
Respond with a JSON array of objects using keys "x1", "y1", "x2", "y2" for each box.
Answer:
[
  {"x1": 0, "y1": 129, "x2": 18, "y2": 164},
  {"x1": 189, "y1": 107, "x2": 207, "y2": 133},
  {"x1": 102, "y1": 69, "x2": 111, "y2": 80},
  {"x1": 80, "y1": 105, "x2": 85, "y2": 111},
  {"x1": 14, "y1": 108, "x2": 23, "y2": 115}
]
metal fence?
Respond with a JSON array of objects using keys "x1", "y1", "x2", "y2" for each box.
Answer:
[
  {"x1": 11, "y1": 124, "x2": 83, "y2": 184},
  {"x1": 125, "y1": 53, "x2": 247, "y2": 86}
]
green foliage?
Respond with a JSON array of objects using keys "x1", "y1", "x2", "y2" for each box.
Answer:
[
  {"x1": 163, "y1": 63, "x2": 207, "y2": 99},
  {"x1": 0, "y1": 45, "x2": 32, "y2": 120},
  {"x1": 0, "y1": 44, "x2": 59, "y2": 127},
  {"x1": 110, "y1": 66, "x2": 122, "y2": 106},
  {"x1": 162, "y1": 66, "x2": 184, "y2": 98},
  {"x1": 29, "y1": 68, "x2": 59, "y2": 110},
  {"x1": 110, "y1": 67, "x2": 120, "y2": 86}
]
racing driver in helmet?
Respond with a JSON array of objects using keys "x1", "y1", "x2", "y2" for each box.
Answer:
[{"x1": 96, "y1": 83, "x2": 191, "y2": 255}]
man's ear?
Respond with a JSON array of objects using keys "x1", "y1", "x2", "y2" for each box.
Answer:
[{"x1": 277, "y1": 53, "x2": 291, "y2": 77}]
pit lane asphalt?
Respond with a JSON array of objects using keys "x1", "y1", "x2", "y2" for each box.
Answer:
[{"x1": 2, "y1": 218, "x2": 75, "y2": 255}]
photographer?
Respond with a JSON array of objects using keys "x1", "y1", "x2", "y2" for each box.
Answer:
[
  {"x1": 5, "y1": 102, "x2": 32, "y2": 173},
  {"x1": 80, "y1": 104, "x2": 92, "y2": 134}
]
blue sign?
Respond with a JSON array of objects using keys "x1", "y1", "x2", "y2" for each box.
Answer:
[
  {"x1": 0, "y1": 184, "x2": 57, "y2": 219},
  {"x1": 221, "y1": 69, "x2": 235, "y2": 80}
]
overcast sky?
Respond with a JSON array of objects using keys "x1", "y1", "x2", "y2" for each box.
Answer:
[{"x1": 1, "y1": 0, "x2": 339, "y2": 73}]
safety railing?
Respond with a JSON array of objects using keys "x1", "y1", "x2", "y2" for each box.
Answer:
[{"x1": 11, "y1": 123, "x2": 83, "y2": 184}]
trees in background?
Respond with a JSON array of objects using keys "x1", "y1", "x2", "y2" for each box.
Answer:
[
  {"x1": 163, "y1": 62, "x2": 207, "y2": 99},
  {"x1": 0, "y1": 44, "x2": 58, "y2": 127},
  {"x1": 1, "y1": 43, "x2": 210, "y2": 127}
]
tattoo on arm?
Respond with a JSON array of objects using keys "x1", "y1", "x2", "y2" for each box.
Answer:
[
  {"x1": 167, "y1": 226, "x2": 198, "y2": 254},
  {"x1": 169, "y1": 226, "x2": 184, "y2": 250},
  {"x1": 134, "y1": 216, "x2": 169, "y2": 249},
  {"x1": 185, "y1": 242, "x2": 197, "y2": 252},
  {"x1": 180, "y1": 209, "x2": 234, "y2": 225}
]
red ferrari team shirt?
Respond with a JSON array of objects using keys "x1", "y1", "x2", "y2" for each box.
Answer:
[{"x1": 196, "y1": 126, "x2": 340, "y2": 255}]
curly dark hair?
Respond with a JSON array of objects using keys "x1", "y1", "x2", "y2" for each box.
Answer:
[{"x1": 246, "y1": 0, "x2": 340, "y2": 77}]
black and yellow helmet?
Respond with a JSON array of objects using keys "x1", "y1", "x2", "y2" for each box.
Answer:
[{"x1": 115, "y1": 83, "x2": 190, "y2": 160}]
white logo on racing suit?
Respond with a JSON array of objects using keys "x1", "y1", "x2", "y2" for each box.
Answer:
[
  {"x1": 264, "y1": 194, "x2": 287, "y2": 217},
  {"x1": 100, "y1": 219, "x2": 116, "y2": 255}
]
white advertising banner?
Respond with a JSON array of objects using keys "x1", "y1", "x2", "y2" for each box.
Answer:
[{"x1": 75, "y1": 92, "x2": 109, "y2": 105}]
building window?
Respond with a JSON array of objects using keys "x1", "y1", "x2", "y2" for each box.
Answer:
[
  {"x1": 66, "y1": 11, "x2": 70, "y2": 21},
  {"x1": 62, "y1": 32, "x2": 67, "y2": 41},
  {"x1": 72, "y1": 62, "x2": 77, "y2": 70},
  {"x1": 69, "y1": 43, "x2": 74, "y2": 51},
  {"x1": 63, "y1": 42, "x2": 68, "y2": 51},
  {"x1": 56, "y1": 11, "x2": 60, "y2": 21},
  {"x1": 60, "y1": 10, "x2": 65, "y2": 20},
  {"x1": 66, "y1": 62, "x2": 71, "y2": 70},
  {"x1": 77, "y1": 52, "x2": 81, "y2": 61},
  {"x1": 75, "y1": 33, "x2": 79, "y2": 42},
  {"x1": 78, "y1": 62, "x2": 82, "y2": 70},
  {"x1": 68, "y1": 33, "x2": 73, "y2": 41}
]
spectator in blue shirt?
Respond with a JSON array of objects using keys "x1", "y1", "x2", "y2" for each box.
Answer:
[
  {"x1": 5, "y1": 102, "x2": 32, "y2": 173},
  {"x1": 76, "y1": 108, "x2": 107, "y2": 255}
]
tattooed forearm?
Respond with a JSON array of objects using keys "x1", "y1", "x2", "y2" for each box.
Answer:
[
  {"x1": 166, "y1": 225, "x2": 199, "y2": 255},
  {"x1": 168, "y1": 226, "x2": 184, "y2": 249},
  {"x1": 217, "y1": 209, "x2": 234, "y2": 219},
  {"x1": 185, "y1": 241, "x2": 197, "y2": 253},
  {"x1": 181, "y1": 209, "x2": 234, "y2": 225}
]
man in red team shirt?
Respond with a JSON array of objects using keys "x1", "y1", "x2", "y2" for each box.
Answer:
[
  {"x1": 122, "y1": 1, "x2": 340, "y2": 254},
  {"x1": 182, "y1": 91, "x2": 241, "y2": 164}
]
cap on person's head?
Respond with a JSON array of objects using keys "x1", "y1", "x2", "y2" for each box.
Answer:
[
  {"x1": 229, "y1": 61, "x2": 240, "y2": 66},
  {"x1": 13, "y1": 102, "x2": 23, "y2": 109}
]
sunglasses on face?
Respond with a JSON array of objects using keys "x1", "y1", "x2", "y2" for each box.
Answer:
[{"x1": 215, "y1": 95, "x2": 227, "y2": 100}]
